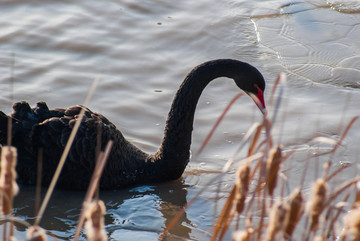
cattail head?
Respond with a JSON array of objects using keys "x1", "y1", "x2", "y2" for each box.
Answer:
[
  {"x1": 26, "y1": 225, "x2": 47, "y2": 241},
  {"x1": 343, "y1": 207, "x2": 360, "y2": 241},
  {"x1": 235, "y1": 164, "x2": 251, "y2": 214},
  {"x1": 266, "y1": 201, "x2": 287, "y2": 241},
  {"x1": 0, "y1": 146, "x2": 19, "y2": 215},
  {"x1": 308, "y1": 179, "x2": 327, "y2": 231},
  {"x1": 266, "y1": 146, "x2": 282, "y2": 196},
  {"x1": 85, "y1": 200, "x2": 108, "y2": 241},
  {"x1": 283, "y1": 188, "x2": 304, "y2": 239}
]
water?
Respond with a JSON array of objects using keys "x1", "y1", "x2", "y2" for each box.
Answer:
[{"x1": 0, "y1": 0, "x2": 359, "y2": 240}]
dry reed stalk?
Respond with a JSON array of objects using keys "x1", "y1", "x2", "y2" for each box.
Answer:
[
  {"x1": 35, "y1": 148, "x2": 43, "y2": 216},
  {"x1": 331, "y1": 116, "x2": 359, "y2": 154},
  {"x1": 211, "y1": 160, "x2": 259, "y2": 240},
  {"x1": 34, "y1": 77, "x2": 99, "y2": 226},
  {"x1": 325, "y1": 178, "x2": 360, "y2": 208},
  {"x1": 256, "y1": 196, "x2": 267, "y2": 241},
  {"x1": 210, "y1": 186, "x2": 237, "y2": 241},
  {"x1": 267, "y1": 73, "x2": 287, "y2": 135},
  {"x1": 353, "y1": 181, "x2": 360, "y2": 209},
  {"x1": 160, "y1": 153, "x2": 263, "y2": 240},
  {"x1": 263, "y1": 118, "x2": 273, "y2": 148},
  {"x1": 267, "y1": 72, "x2": 283, "y2": 107},
  {"x1": 224, "y1": 123, "x2": 264, "y2": 172},
  {"x1": 323, "y1": 116, "x2": 359, "y2": 179},
  {"x1": 247, "y1": 124, "x2": 263, "y2": 157},
  {"x1": 265, "y1": 201, "x2": 287, "y2": 241},
  {"x1": 26, "y1": 225, "x2": 47, "y2": 241},
  {"x1": 343, "y1": 207, "x2": 360, "y2": 241},
  {"x1": 7, "y1": 117, "x2": 12, "y2": 146},
  {"x1": 73, "y1": 140, "x2": 113, "y2": 241},
  {"x1": 283, "y1": 188, "x2": 304, "y2": 239},
  {"x1": 235, "y1": 164, "x2": 251, "y2": 214},
  {"x1": 241, "y1": 157, "x2": 264, "y2": 220},
  {"x1": 309, "y1": 179, "x2": 327, "y2": 232},
  {"x1": 196, "y1": 93, "x2": 244, "y2": 157},
  {"x1": 265, "y1": 146, "x2": 282, "y2": 197},
  {"x1": 84, "y1": 200, "x2": 108, "y2": 241},
  {"x1": 325, "y1": 189, "x2": 352, "y2": 239},
  {"x1": 325, "y1": 164, "x2": 351, "y2": 182}
]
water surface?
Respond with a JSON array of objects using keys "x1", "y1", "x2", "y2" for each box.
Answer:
[{"x1": 0, "y1": 0, "x2": 359, "y2": 240}]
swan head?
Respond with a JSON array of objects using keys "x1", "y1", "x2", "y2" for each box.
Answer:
[
  {"x1": 246, "y1": 83, "x2": 266, "y2": 114},
  {"x1": 233, "y1": 63, "x2": 266, "y2": 114}
]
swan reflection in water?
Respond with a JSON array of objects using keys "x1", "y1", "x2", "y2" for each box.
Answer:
[{"x1": 14, "y1": 179, "x2": 196, "y2": 240}]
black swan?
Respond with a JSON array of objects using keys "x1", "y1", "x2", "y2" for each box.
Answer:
[{"x1": 0, "y1": 59, "x2": 265, "y2": 190}]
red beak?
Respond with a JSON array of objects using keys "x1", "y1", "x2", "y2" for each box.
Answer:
[{"x1": 247, "y1": 86, "x2": 266, "y2": 114}]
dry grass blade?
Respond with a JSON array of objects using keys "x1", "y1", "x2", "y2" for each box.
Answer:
[
  {"x1": 73, "y1": 140, "x2": 113, "y2": 241},
  {"x1": 84, "y1": 141, "x2": 113, "y2": 207},
  {"x1": 265, "y1": 146, "x2": 282, "y2": 197},
  {"x1": 9, "y1": 52, "x2": 15, "y2": 101},
  {"x1": 269, "y1": 73, "x2": 287, "y2": 129},
  {"x1": 0, "y1": 215, "x2": 30, "y2": 226},
  {"x1": 331, "y1": 116, "x2": 359, "y2": 154},
  {"x1": 159, "y1": 193, "x2": 197, "y2": 240},
  {"x1": 263, "y1": 118, "x2": 273, "y2": 148},
  {"x1": 35, "y1": 148, "x2": 43, "y2": 216},
  {"x1": 325, "y1": 164, "x2": 351, "y2": 182},
  {"x1": 7, "y1": 117, "x2": 12, "y2": 146},
  {"x1": 196, "y1": 93, "x2": 244, "y2": 157},
  {"x1": 323, "y1": 116, "x2": 359, "y2": 179},
  {"x1": 210, "y1": 186, "x2": 236, "y2": 241},
  {"x1": 247, "y1": 123, "x2": 263, "y2": 156},
  {"x1": 211, "y1": 165, "x2": 251, "y2": 241},
  {"x1": 325, "y1": 188, "x2": 352, "y2": 239},
  {"x1": 34, "y1": 77, "x2": 99, "y2": 226},
  {"x1": 7, "y1": 53, "x2": 15, "y2": 146},
  {"x1": 262, "y1": 74, "x2": 287, "y2": 154},
  {"x1": 268, "y1": 72, "x2": 283, "y2": 107},
  {"x1": 325, "y1": 177, "x2": 360, "y2": 207},
  {"x1": 223, "y1": 123, "x2": 262, "y2": 172},
  {"x1": 354, "y1": 181, "x2": 360, "y2": 209},
  {"x1": 84, "y1": 200, "x2": 108, "y2": 241}
]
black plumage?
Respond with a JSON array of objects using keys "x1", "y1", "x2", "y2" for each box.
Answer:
[{"x1": 0, "y1": 59, "x2": 266, "y2": 190}]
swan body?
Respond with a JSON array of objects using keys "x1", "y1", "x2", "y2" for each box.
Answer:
[{"x1": 0, "y1": 59, "x2": 265, "y2": 190}]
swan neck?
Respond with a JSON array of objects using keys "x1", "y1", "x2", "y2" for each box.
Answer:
[{"x1": 155, "y1": 60, "x2": 240, "y2": 178}]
